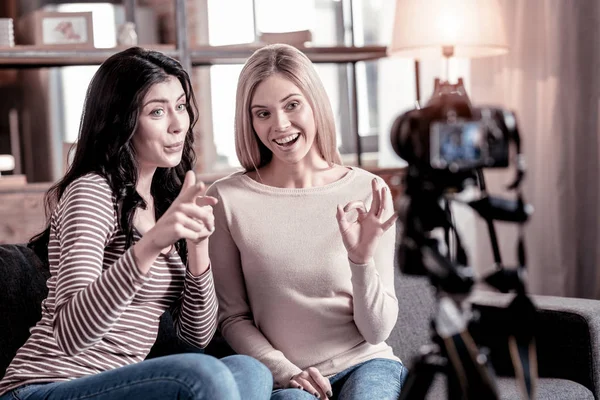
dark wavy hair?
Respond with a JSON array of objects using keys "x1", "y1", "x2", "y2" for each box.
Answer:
[{"x1": 29, "y1": 47, "x2": 198, "y2": 264}]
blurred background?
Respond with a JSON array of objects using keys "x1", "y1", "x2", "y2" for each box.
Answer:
[{"x1": 0, "y1": 0, "x2": 599, "y2": 300}]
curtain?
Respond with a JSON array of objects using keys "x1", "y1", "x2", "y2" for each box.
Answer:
[{"x1": 469, "y1": 0, "x2": 600, "y2": 298}]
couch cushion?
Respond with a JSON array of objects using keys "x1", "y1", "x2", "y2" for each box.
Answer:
[
  {"x1": 498, "y1": 377, "x2": 594, "y2": 400},
  {"x1": 474, "y1": 302, "x2": 597, "y2": 394},
  {"x1": 0, "y1": 244, "x2": 50, "y2": 379},
  {"x1": 423, "y1": 376, "x2": 593, "y2": 399},
  {"x1": 387, "y1": 269, "x2": 436, "y2": 365}
]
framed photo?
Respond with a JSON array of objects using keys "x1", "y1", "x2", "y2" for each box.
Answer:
[
  {"x1": 17, "y1": 11, "x2": 94, "y2": 48},
  {"x1": 258, "y1": 30, "x2": 312, "y2": 47}
]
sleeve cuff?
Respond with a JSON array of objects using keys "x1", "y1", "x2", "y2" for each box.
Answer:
[
  {"x1": 349, "y1": 258, "x2": 378, "y2": 286},
  {"x1": 273, "y1": 362, "x2": 303, "y2": 389},
  {"x1": 186, "y1": 264, "x2": 213, "y2": 283}
]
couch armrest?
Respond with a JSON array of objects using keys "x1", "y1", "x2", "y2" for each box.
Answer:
[{"x1": 469, "y1": 291, "x2": 600, "y2": 397}]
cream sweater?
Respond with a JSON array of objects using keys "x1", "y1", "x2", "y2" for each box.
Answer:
[{"x1": 207, "y1": 167, "x2": 399, "y2": 388}]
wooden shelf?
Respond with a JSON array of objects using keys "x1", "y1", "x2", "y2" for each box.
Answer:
[
  {"x1": 0, "y1": 44, "x2": 388, "y2": 68},
  {"x1": 191, "y1": 44, "x2": 388, "y2": 65},
  {"x1": 0, "y1": 45, "x2": 179, "y2": 68}
]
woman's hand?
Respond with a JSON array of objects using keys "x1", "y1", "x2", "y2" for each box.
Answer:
[
  {"x1": 288, "y1": 367, "x2": 333, "y2": 399},
  {"x1": 147, "y1": 171, "x2": 218, "y2": 251},
  {"x1": 336, "y1": 178, "x2": 398, "y2": 265}
]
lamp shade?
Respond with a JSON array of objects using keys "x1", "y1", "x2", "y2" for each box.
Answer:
[
  {"x1": 389, "y1": 0, "x2": 508, "y2": 59},
  {"x1": 0, "y1": 154, "x2": 15, "y2": 172}
]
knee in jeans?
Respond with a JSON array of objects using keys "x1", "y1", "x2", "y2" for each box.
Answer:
[
  {"x1": 221, "y1": 354, "x2": 273, "y2": 391},
  {"x1": 271, "y1": 388, "x2": 317, "y2": 400},
  {"x1": 346, "y1": 359, "x2": 406, "y2": 394},
  {"x1": 166, "y1": 353, "x2": 236, "y2": 389},
  {"x1": 229, "y1": 355, "x2": 270, "y2": 376}
]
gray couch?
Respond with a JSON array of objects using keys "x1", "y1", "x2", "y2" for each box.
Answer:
[
  {"x1": 1, "y1": 243, "x2": 599, "y2": 399},
  {"x1": 389, "y1": 272, "x2": 600, "y2": 399}
]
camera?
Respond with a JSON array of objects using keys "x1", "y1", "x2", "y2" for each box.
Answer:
[
  {"x1": 390, "y1": 79, "x2": 521, "y2": 193},
  {"x1": 390, "y1": 78, "x2": 528, "y2": 283},
  {"x1": 392, "y1": 79, "x2": 537, "y2": 400}
]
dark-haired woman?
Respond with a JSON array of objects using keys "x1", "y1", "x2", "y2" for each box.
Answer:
[{"x1": 0, "y1": 47, "x2": 272, "y2": 400}]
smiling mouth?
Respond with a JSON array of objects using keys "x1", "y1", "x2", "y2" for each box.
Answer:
[{"x1": 273, "y1": 133, "x2": 300, "y2": 147}]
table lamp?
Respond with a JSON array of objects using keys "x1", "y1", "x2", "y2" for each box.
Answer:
[{"x1": 388, "y1": 0, "x2": 508, "y2": 104}]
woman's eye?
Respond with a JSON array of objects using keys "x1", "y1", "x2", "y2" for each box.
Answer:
[
  {"x1": 287, "y1": 101, "x2": 299, "y2": 110},
  {"x1": 151, "y1": 109, "x2": 164, "y2": 117},
  {"x1": 176, "y1": 103, "x2": 186, "y2": 111},
  {"x1": 256, "y1": 111, "x2": 269, "y2": 118}
]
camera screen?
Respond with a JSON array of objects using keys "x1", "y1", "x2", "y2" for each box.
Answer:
[{"x1": 430, "y1": 120, "x2": 485, "y2": 170}]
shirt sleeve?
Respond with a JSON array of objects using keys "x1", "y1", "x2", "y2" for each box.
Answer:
[
  {"x1": 207, "y1": 184, "x2": 302, "y2": 388},
  {"x1": 171, "y1": 266, "x2": 218, "y2": 349},
  {"x1": 349, "y1": 177, "x2": 399, "y2": 344},
  {"x1": 52, "y1": 176, "x2": 152, "y2": 356}
]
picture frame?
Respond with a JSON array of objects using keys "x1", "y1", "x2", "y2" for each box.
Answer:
[
  {"x1": 258, "y1": 30, "x2": 313, "y2": 47},
  {"x1": 17, "y1": 11, "x2": 94, "y2": 48}
]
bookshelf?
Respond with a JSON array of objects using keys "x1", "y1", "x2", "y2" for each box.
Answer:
[{"x1": 0, "y1": 45, "x2": 179, "y2": 67}]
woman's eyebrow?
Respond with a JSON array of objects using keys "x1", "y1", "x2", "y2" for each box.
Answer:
[
  {"x1": 143, "y1": 93, "x2": 186, "y2": 108},
  {"x1": 251, "y1": 93, "x2": 301, "y2": 110}
]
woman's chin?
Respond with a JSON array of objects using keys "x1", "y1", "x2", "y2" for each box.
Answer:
[{"x1": 159, "y1": 155, "x2": 183, "y2": 169}]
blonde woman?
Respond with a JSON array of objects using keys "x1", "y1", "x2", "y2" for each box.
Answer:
[{"x1": 207, "y1": 44, "x2": 407, "y2": 400}]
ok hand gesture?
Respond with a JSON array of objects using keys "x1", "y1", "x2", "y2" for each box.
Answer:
[{"x1": 336, "y1": 178, "x2": 397, "y2": 265}]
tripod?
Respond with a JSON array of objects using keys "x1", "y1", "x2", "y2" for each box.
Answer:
[{"x1": 396, "y1": 167, "x2": 537, "y2": 400}]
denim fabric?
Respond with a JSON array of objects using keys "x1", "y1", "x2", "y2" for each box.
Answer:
[
  {"x1": 0, "y1": 354, "x2": 272, "y2": 400},
  {"x1": 271, "y1": 389, "x2": 317, "y2": 400},
  {"x1": 271, "y1": 358, "x2": 407, "y2": 400}
]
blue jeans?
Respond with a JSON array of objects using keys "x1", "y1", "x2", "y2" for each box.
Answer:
[
  {"x1": 0, "y1": 353, "x2": 272, "y2": 400},
  {"x1": 271, "y1": 358, "x2": 407, "y2": 400}
]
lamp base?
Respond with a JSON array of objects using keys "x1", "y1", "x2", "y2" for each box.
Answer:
[{"x1": 426, "y1": 77, "x2": 472, "y2": 108}]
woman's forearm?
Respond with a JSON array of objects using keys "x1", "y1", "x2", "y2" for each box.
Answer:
[{"x1": 186, "y1": 239, "x2": 211, "y2": 276}]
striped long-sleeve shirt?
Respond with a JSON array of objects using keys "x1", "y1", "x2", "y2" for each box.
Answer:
[{"x1": 0, "y1": 173, "x2": 218, "y2": 395}]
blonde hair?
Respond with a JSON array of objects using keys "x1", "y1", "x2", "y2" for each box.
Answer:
[{"x1": 234, "y1": 43, "x2": 342, "y2": 171}]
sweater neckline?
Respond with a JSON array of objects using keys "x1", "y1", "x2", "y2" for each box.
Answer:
[{"x1": 239, "y1": 166, "x2": 356, "y2": 195}]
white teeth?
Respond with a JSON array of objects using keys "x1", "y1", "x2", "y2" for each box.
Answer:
[{"x1": 274, "y1": 133, "x2": 299, "y2": 145}]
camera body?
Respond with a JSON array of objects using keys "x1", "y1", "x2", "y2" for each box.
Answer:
[{"x1": 391, "y1": 80, "x2": 518, "y2": 187}]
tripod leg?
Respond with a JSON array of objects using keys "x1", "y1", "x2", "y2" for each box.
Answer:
[{"x1": 398, "y1": 352, "x2": 443, "y2": 400}]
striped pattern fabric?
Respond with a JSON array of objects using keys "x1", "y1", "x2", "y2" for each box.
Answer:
[{"x1": 0, "y1": 173, "x2": 217, "y2": 395}]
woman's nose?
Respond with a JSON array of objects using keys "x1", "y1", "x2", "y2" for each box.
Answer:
[
  {"x1": 273, "y1": 112, "x2": 291, "y2": 132},
  {"x1": 169, "y1": 111, "x2": 186, "y2": 134}
]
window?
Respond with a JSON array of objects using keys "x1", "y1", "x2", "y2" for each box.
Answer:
[
  {"x1": 205, "y1": 0, "x2": 390, "y2": 170},
  {"x1": 53, "y1": 3, "x2": 160, "y2": 144},
  {"x1": 205, "y1": 0, "x2": 346, "y2": 170},
  {"x1": 53, "y1": 3, "x2": 119, "y2": 144}
]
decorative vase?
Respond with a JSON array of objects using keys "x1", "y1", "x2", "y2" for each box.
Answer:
[{"x1": 117, "y1": 22, "x2": 138, "y2": 46}]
